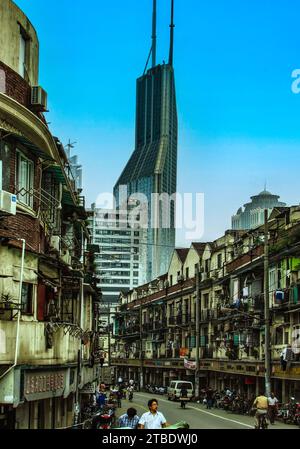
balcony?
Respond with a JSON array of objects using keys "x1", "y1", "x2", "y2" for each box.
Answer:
[
  {"x1": 0, "y1": 321, "x2": 81, "y2": 365},
  {"x1": 0, "y1": 297, "x2": 23, "y2": 321},
  {"x1": 154, "y1": 318, "x2": 167, "y2": 329}
]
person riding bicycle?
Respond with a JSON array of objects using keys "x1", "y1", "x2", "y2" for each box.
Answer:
[
  {"x1": 253, "y1": 391, "x2": 269, "y2": 429},
  {"x1": 180, "y1": 386, "x2": 188, "y2": 409}
]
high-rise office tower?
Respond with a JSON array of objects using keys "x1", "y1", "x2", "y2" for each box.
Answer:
[{"x1": 114, "y1": 0, "x2": 178, "y2": 282}]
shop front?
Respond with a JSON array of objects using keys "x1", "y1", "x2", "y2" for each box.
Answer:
[{"x1": 13, "y1": 367, "x2": 77, "y2": 429}]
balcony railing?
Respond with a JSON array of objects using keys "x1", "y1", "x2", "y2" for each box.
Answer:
[{"x1": 16, "y1": 186, "x2": 60, "y2": 231}]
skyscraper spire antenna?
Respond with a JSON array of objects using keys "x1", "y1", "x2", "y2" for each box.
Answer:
[
  {"x1": 152, "y1": 0, "x2": 157, "y2": 67},
  {"x1": 168, "y1": 0, "x2": 175, "y2": 66}
]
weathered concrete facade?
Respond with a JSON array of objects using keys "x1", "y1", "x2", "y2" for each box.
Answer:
[
  {"x1": 0, "y1": 1, "x2": 102, "y2": 429},
  {"x1": 0, "y1": 0, "x2": 39, "y2": 85}
]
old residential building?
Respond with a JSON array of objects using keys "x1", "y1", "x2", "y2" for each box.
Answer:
[
  {"x1": 0, "y1": 0, "x2": 101, "y2": 429},
  {"x1": 112, "y1": 215, "x2": 300, "y2": 402}
]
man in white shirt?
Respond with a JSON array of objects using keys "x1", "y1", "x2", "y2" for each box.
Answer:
[
  {"x1": 268, "y1": 392, "x2": 279, "y2": 424},
  {"x1": 138, "y1": 399, "x2": 169, "y2": 429}
]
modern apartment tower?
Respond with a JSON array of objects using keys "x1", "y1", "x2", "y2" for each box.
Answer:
[
  {"x1": 87, "y1": 205, "x2": 148, "y2": 306},
  {"x1": 114, "y1": 0, "x2": 178, "y2": 282}
]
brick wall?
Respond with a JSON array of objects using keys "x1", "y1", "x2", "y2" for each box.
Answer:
[
  {"x1": 0, "y1": 60, "x2": 30, "y2": 107},
  {"x1": 0, "y1": 213, "x2": 40, "y2": 253},
  {"x1": 0, "y1": 139, "x2": 44, "y2": 254},
  {"x1": 0, "y1": 60, "x2": 48, "y2": 124}
]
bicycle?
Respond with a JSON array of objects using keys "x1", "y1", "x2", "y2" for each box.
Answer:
[{"x1": 254, "y1": 411, "x2": 269, "y2": 429}]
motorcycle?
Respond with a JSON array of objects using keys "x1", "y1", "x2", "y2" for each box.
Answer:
[
  {"x1": 277, "y1": 403, "x2": 290, "y2": 423},
  {"x1": 92, "y1": 405, "x2": 116, "y2": 429}
]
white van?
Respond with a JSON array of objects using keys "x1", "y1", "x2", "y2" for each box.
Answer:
[{"x1": 167, "y1": 380, "x2": 194, "y2": 401}]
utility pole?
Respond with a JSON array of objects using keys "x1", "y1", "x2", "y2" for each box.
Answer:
[
  {"x1": 264, "y1": 209, "x2": 271, "y2": 397},
  {"x1": 195, "y1": 264, "x2": 200, "y2": 399},
  {"x1": 107, "y1": 304, "x2": 111, "y2": 367},
  {"x1": 139, "y1": 304, "x2": 144, "y2": 390}
]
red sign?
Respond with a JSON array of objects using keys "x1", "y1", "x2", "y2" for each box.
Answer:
[{"x1": 244, "y1": 377, "x2": 255, "y2": 385}]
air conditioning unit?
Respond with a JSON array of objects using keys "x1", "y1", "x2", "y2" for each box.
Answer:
[
  {"x1": 31, "y1": 86, "x2": 48, "y2": 111},
  {"x1": 0, "y1": 190, "x2": 17, "y2": 215},
  {"x1": 50, "y1": 235, "x2": 60, "y2": 252}
]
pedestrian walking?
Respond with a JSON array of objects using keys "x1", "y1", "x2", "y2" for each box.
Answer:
[
  {"x1": 138, "y1": 399, "x2": 169, "y2": 429},
  {"x1": 205, "y1": 387, "x2": 213, "y2": 409},
  {"x1": 268, "y1": 392, "x2": 279, "y2": 424}
]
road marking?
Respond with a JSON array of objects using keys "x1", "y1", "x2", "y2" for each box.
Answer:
[
  {"x1": 135, "y1": 393, "x2": 254, "y2": 429},
  {"x1": 187, "y1": 405, "x2": 254, "y2": 428}
]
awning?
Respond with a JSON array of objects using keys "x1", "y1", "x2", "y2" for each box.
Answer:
[
  {"x1": 83, "y1": 283, "x2": 94, "y2": 294},
  {"x1": 1, "y1": 129, "x2": 54, "y2": 162}
]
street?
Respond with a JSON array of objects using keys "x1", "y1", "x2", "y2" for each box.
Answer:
[{"x1": 117, "y1": 392, "x2": 299, "y2": 430}]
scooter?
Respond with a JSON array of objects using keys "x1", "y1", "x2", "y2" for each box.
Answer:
[{"x1": 92, "y1": 406, "x2": 115, "y2": 429}]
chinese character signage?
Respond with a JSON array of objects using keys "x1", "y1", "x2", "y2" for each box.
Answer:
[{"x1": 24, "y1": 370, "x2": 66, "y2": 401}]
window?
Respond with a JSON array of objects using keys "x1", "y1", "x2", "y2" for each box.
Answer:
[
  {"x1": 134, "y1": 240, "x2": 139, "y2": 245},
  {"x1": 186, "y1": 267, "x2": 189, "y2": 279},
  {"x1": 19, "y1": 33, "x2": 26, "y2": 78},
  {"x1": 133, "y1": 263, "x2": 139, "y2": 269},
  {"x1": 133, "y1": 255, "x2": 139, "y2": 261},
  {"x1": 217, "y1": 254, "x2": 222, "y2": 269},
  {"x1": 134, "y1": 231, "x2": 139, "y2": 236},
  {"x1": 232, "y1": 279, "x2": 239, "y2": 301},
  {"x1": 133, "y1": 271, "x2": 139, "y2": 277},
  {"x1": 170, "y1": 275, "x2": 173, "y2": 286},
  {"x1": 16, "y1": 151, "x2": 34, "y2": 208},
  {"x1": 203, "y1": 293, "x2": 209, "y2": 309},
  {"x1": 205, "y1": 259, "x2": 209, "y2": 273},
  {"x1": 21, "y1": 283, "x2": 33, "y2": 314},
  {"x1": 275, "y1": 327, "x2": 283, "y2": 345}
]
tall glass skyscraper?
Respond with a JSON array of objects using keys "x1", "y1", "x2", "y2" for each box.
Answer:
[{"x1": 114, "y1": 0, "x2": 178, "y2": 282}]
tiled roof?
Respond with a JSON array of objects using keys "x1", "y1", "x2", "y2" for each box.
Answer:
[
  {"x1": 191, "y1": 242, "x2": 206, "y2": 256},
  {"x1": 175, "y1": 248, "x2": 189, "y2": 263}
]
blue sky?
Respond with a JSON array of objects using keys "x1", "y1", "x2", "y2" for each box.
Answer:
[{"x1": 15, "y1": 0, "x2": 300, "y2": 243}]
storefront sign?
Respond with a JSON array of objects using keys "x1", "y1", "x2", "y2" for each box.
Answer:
[
  {"x1": 24, "y1": 370, "x2": 66, "y2": 401},
  {"x1": 184, "y1": 359, "x2": 196, "y2": 370}
]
